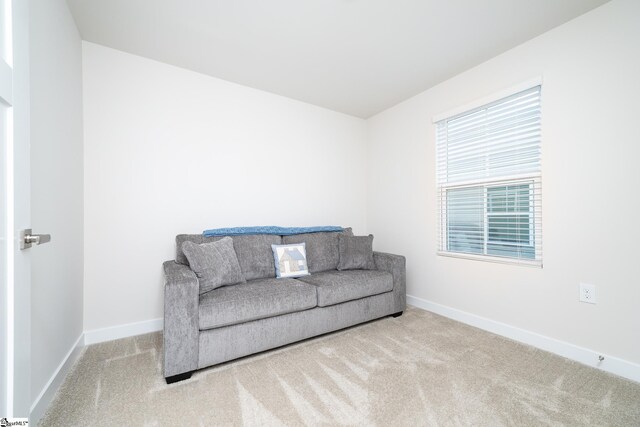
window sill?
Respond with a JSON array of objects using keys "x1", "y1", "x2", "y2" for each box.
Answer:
[{"x1": 436, "y1": 251, "x2": 542, "y2": 268}]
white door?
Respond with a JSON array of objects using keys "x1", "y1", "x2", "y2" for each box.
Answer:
[{"x1": 1, "y1": 0, "x2": 31, "y2": 418}]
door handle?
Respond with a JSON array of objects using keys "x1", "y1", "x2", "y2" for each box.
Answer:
[{"x1": 20, "y1": 229, "x2": 51, "y2": 250}]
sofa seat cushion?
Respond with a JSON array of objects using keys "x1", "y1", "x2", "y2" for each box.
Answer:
[
  {"x1": 296, "y1": 270, "x2": 393, "y2": 307},
  {"x1": 198, "y1": 278, "x2": 318, "y2": 330}
]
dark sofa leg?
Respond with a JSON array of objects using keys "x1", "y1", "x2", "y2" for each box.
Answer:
[
  {"x1": 165, "y1": 371, "x2": 193, "y2": 384},
  {"x1": 391, "y1": 311, "x2": 403, "y2": 318}
]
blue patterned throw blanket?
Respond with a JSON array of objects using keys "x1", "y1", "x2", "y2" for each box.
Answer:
[{"x1": 203, "y1": 225, "x2": 344, "y2": 237}]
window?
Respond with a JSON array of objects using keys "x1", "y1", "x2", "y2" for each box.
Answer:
[{"x1": 436, "y1": 85, "x2": 542, "y2": 265}]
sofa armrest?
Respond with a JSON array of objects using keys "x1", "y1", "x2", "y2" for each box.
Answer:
[
  {"x1": 163, "y1": 260, "x2": 199, "y2": 378},
  {"x1": 373, "y1": 251, "x2": 406, "y2": 313}
]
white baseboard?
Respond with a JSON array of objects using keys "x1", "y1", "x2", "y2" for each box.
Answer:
[
  {"x1": 407, "y1": 294, "x2": 640, "y2": 384},
  {"x1": 30, "y1": 333, "x2": 84, "y2": 425},
  {"x1": 84, "y1": 317, "x2": 163, "y2": 345}
]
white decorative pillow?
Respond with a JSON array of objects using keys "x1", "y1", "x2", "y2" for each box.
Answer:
[{"x1": 271, "y1": 243, "x2": 310, "y2": 278}]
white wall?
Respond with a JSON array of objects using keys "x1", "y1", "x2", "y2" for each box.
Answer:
[
  {"x1": 30, "y1": 0, "x2": 84, "y2": 412},
  {"x1": 367, "y1": 0, "x2": 640, "y2": 365},
  {"x1": 82, "y1": 42, "x2": 367, "y2": 331}
]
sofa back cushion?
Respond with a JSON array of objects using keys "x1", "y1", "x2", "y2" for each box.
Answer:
[
  {"x1": 282, "y1": 228, "x2": 352, "y2": 273},
  {"x1": 176, "y1": 234, "x2": 282, "y2": 281},
  {"x1": 231, "y1": 234, "x2": 283, "y2": 280},
  {"x1": 176, "y1": 234, "x2": 204, "y2": 265}
]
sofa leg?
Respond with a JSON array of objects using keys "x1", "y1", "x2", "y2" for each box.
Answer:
[
  {"x1": 165, "y1": 371, "x2": 193, "y2": 384},
  {"x1": 391, "y1": 311, "x2": 403, "y2": 318}
]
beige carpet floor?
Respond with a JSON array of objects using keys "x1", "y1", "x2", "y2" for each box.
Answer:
[{"x1": 40, "y1": 307, "x2": 640, "y2": 426}]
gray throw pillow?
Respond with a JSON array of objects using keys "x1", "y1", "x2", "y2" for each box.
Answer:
[
  {"x1": 337, "y1": 234, "x2": 375, "y2": 270},
  {"x1": 181, "y1": 237, "x2": 245, "y2": 294}
]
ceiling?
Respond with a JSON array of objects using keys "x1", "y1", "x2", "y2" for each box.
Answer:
[{"x1": 67, "y1": 0, "x2": 609, "y2": 118}]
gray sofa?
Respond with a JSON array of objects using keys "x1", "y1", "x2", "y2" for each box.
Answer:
[{"x1": 162, "y1": 228, "x2": 406, "y2": 383}]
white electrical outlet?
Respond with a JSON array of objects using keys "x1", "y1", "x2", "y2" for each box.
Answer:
[{"x1": 579, "y1": 283, "x2": 596, "y2": 304}]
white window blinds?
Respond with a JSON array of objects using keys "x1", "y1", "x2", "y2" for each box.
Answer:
[{"x1": 436, "y1": 85, "x2": 542, "y2": 265}]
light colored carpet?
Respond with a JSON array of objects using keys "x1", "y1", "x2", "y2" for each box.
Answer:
[{"x1": 40, "y1": 307, "x2": 640, "y2": 426}]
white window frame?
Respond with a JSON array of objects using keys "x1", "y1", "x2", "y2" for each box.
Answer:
[{"x1": 434, "y1": 79, "x2": 543, "y2": 267}]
